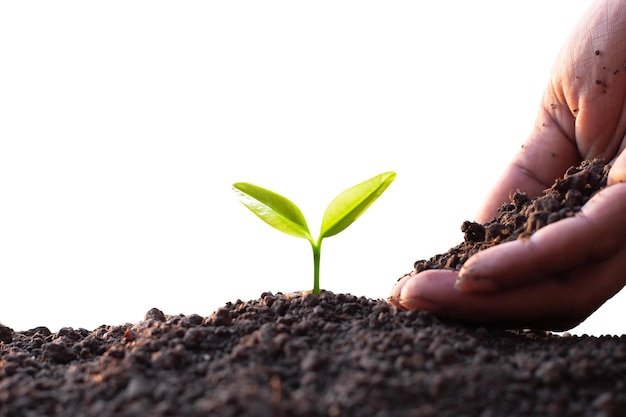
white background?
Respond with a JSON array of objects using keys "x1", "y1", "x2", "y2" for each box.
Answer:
[{"x1": 2, "y1": 1, "x2": 621, "y2": 336}]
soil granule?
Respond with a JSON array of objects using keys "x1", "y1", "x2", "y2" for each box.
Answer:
[{"x1": 1, "y1": 159, "x2": 625, "y2": 417}]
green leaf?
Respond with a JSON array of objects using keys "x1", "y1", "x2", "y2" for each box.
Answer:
[
  {"x1": 232, "y1": 182, "x2": 313, "y2": 242},
  {"x1": 319, "y1": 171, "x2": 396, "y2": 239}
]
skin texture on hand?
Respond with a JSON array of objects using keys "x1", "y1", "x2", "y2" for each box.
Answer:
[{"x1": 390, "y1": 0, "x2": 626, "y2": 331}]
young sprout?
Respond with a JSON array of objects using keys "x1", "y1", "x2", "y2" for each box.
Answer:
[{"x1": 232, "y1": 172, "x2": 396, "y2": 295}]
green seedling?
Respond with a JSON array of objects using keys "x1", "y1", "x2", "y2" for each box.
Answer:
[{"x1": 232, "y1": 171, "x2": 396, "y2": 295}]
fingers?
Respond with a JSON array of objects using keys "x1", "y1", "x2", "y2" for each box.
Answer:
[
  {"x1": 456, "y1": 181, "x2": 626, "y2": 292},
  {"x1": 389, "y1": 245, "x2": 626, "y2": 331}
]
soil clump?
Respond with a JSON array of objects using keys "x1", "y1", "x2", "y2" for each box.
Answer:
[{"x1": 413, "y1": 158, "x2": 608, "y2": 273}]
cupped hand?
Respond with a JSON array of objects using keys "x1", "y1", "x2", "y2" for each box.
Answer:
[{"x1": 390, "y1": 0, "x2": 626, "y2": 331}]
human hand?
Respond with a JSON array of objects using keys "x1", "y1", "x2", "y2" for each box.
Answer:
[{"x1": 389, "y1": 0, "x2": 626, "y2": 331}]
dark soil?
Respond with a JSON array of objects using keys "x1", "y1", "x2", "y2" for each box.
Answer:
[
  {"x1": 2, "y1": 159, "x2": 624, "y2": 417},
  {"x1": 413, "y1": 158, "x2": 608, "y2": 273},
  {"x1": 1, "y1": 294, "x2": 626, "y2": 417}
]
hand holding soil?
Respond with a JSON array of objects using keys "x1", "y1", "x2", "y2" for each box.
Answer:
[{"x1": 391, "y1": 0, "x2": 626, "y2": 331}]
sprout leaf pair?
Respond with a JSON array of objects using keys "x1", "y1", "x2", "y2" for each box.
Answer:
[{"x1": 232, "y1": 171, "x2": 396, "y2": 294}]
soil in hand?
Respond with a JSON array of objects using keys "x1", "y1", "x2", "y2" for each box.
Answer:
[{"x1": 412, "y1": 158, "x2": 608, "y2": 273}]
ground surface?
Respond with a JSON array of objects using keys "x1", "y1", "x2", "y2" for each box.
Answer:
[
  {"x1": 2, "y1": 159, "x2": 624, "y2": 417},
  {"x1": 1, "y1": 294, "x2": 625, "y2": 417}
]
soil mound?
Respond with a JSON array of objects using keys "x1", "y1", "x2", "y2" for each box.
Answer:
[{"x1": 1, "y1": 293, "x2": 625, "y2": 416}]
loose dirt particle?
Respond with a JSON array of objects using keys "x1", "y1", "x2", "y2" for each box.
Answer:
[{"x1": 0, "y1": 325, "x2": 12, "y2": 344}]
